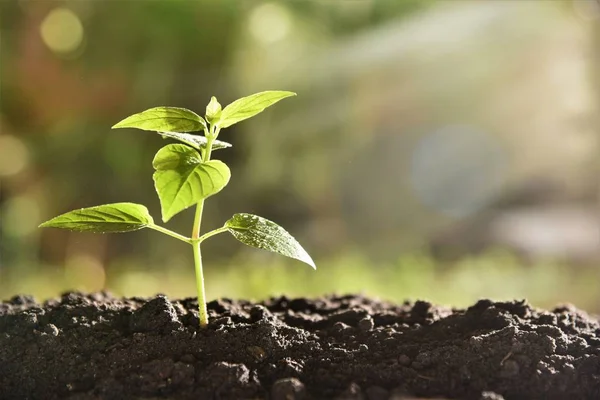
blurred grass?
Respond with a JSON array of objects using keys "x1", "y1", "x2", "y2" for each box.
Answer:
[{"x1": 2, "y1": 250, "x2": 598, "y2": 313}]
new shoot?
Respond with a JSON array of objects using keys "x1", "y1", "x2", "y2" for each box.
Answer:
[{"x1": 40, "y1": 91, "x2": 315, "y2": 328}]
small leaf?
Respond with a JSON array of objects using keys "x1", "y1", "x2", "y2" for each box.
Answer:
[
  {"x1": 205, "y1": 96, "x2": 222, "y2": 124},
  {"x1": 112, "y1": 107, "x2": 207, "y2": 132},
  {"x1": 218, "y1": 91, "x2": 296, "y2": 129},
  {"x1": 225, "y1": 213, "x2": 315, "y2": 269},
  {"x1": 39, "y1": 203, "x2": 153, "y2": 233},
  {"x1": 158, "y1": 131, "x2": 232, "y2": 151},
  {"x1": 153, "y1": 144, "x2": 231, "y2": 222}
]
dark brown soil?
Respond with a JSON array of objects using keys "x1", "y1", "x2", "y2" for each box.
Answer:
[{"x1": 1, "y1": 293, "x2": 599, "y2": 400}]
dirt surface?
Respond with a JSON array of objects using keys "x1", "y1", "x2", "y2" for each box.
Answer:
[{"x1": 1, "y1": 293, "x2": 599, "y2": 400}]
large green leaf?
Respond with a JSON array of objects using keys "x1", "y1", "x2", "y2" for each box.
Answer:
[
  {"x1": 157, "y1": 131, "x2": 232, "y2": 151},
  {"x1": 225, "y1": 213, "x2": 315, "y2": 269},
  {"x1": 217, "y1": 91, "x2": 296, "y2": 129},
  {"x1": 153, "y1": 144, "x2": 230, "y2": 222},
  {"x1": 39, "y1": 203, "x2": 153, "y2": 233},
  {"x1": 112, "y1": 107, "x2": 207, "y2": 132}
]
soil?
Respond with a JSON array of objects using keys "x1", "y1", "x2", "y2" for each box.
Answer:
[{"x1": 1, "y1": 293, "x2": 599, "y2": 400}]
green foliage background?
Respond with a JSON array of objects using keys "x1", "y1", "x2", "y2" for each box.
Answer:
[{"x1": 2, "y1": 0, "x2": 599, "y2": 311}]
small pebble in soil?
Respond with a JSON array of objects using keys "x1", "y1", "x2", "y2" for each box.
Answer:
[
  {"x1": 250, "y1": 305, "x2": 273, "y2": 322},
  {"x1": 179, "y1": 354, "x2": 195, "y2": 364},
  {"x1": 382, "y1": 327, "x2": 396, "y2": 337},
  {"x1": 398, "y1": 354, "x2": 411, "y2": 366},
  {"x1": 358, "y1": 317, "x2": 374, "y2": 332},
  {"x1": 480, "y1": 391, "x2": 506, "y2": 400},
  {"x1": 412, "y1": 351, "x2": 434, "y2": 369},
  {"x1": 271, "y1": 377, "x2": 307, "y2": 400},
  {"x1": 43, "y1": 324, "x2": 59, "y2": 336},
  {"x1": 333, "y1": 320, "x2": 350, "y2": 331},
  {"x1": 336, "y1": 382, "x2": 363, "y2": 400},
  {"x1": 246, "y1": 345, "x2": 267, "y2": 361},
  {"x1": 563, "y1": 363, "x2": 575, "y2": 374}
]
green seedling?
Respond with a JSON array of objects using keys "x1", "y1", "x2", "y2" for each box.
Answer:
[{"x1": 40, "y1": 91, "x2": 315, "y2": 327}]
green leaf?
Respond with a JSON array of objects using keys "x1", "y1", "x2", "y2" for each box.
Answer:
[
  {"x1": 157, "y1": 131, "x2": 232, "y2": 151},
  {"x1": 112, "y1": 107, "x2": 207, "y2": 133},
  {"x1": 225, "y1": 213, "x2": 315, "y2": 269},
  {"x1": 218, "y1": 91, "x2": 296, "y2": 129},
  {"x1": 39, "y1": 203, "x2": 153, "y2": 233},
  {"x1": 153, "y1": 144, "x2": 231, "y2": 222},
  {"x1": 205, "y1": 96, "x2": 222, "y2": 124}
]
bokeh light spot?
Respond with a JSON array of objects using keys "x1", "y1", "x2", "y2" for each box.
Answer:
[
  {"x1": 0, "y1": 135, "x2": 29, "y2": 176},
  {"x1": 248, "y1": 3, "x2": 292, "y2": 44},
  {"x1": 40, "y1": 7, "x2": 84, "y2": 55},
  {"x1": 2, "y1": 195, "x2": 41, "y2": 237},
  {"x1": 410, "y1": 126, "x2": 507, "y2": 219}
]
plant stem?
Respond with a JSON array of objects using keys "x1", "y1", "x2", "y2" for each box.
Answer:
[
  {"x1": 191, "y1": 126, "x2": 218, "y2": 328},
  {"x1": 197, "y1": 226, "x2": 229, "y2": 244},
  {"x1": 148, "y1": 224, "x2": 192, "y2": 244},
  {"x1": 192, "y1": 201, "x2": 204, "y2": 239},
  {"x1": 192, "y1": 239, "x2": 208, "y2": 327}
]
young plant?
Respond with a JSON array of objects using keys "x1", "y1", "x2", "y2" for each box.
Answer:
[{"x1": 40, "y1": 91, "x2": 315, "y2": 327}]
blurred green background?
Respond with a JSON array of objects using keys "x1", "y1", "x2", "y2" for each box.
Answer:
[{"x1": 2, "y1": 0, "x2": 600, "y2": 311}]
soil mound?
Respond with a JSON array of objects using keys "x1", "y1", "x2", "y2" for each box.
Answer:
[{"x1": 1, "y1": 293, "x2": 599, "y2": 399}]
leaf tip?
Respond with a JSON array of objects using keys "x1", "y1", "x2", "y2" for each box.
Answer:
[
  {"x1": 161, "y1": 207, "x2": 176, "y2": 224},
  {"x1": 302, "y1": 253, "x2": 316, "y2": 269},
  {"x1": 38, "y1": 217, "x2": 58, "y2": 229},
  {"x1": 111, "y1": 121, "x2": 126, "y2": 129}
]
